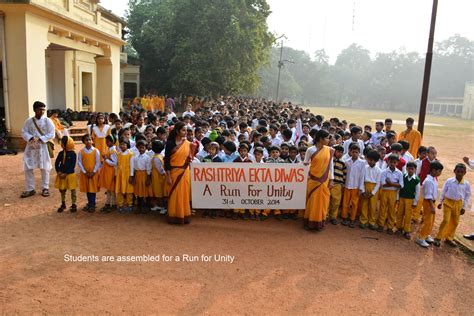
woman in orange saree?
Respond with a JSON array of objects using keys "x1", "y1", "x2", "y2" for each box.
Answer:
[
  {"x1": 303, "y1": 129, "x2": 334, "y2": 231},
  {"x1": 164, "y1": 122, "x2": 195, "y2": 224}
]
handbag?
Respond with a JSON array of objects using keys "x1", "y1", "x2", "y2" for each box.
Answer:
[{"x1": 32, "y1": 117, "x2": 55, "y2": 158}]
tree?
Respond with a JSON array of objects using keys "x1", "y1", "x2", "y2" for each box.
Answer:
[{"x1": 127, "y1": 0, "x2": 274, "y2": 96}]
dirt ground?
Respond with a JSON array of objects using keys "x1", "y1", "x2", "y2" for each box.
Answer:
[{"x1": 1, "y1": 108, "x2": 473, "y2": 314}]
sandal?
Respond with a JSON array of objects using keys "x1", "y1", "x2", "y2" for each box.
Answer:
[
  {"x1": 21, "y1": 190, "x2": 36, "y2": 198},
  {"x1": 41, "y1": 189, "x2": 50, "y2": 197}
]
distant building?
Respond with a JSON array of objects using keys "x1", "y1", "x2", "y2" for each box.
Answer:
[
  {"x1": 0, "y1": 0, "x2": 139, "y2": 148},
  {"x1": 427, "y1": 82, "x2": 474, "y2": 120}
]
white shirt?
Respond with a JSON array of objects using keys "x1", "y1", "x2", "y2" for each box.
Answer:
[
  {"x1": 104, "y1": 146, "x2": 118, "y2": 167},
  {"x1": 380, "y1": 167, "x2": 404, "y2": 191},
  {"x1": 402, "y1": 151, "x2": 415, "y2": 163},
  {"x1": 370, "y1": 131, "x2": 386, "y2": 145},
  {"x1": 440, "y1": 177, "x2": 471, "y2": 209},
  {"x1": 422, "y1": 175, "x2": 438, "y2": 201},
  {"x1": 342, "y1": 138, "x2": 365, "y2": 156},
  {"x1": 132, "y1": 152, "x2": 152, "y2": 175},
  {"x1": 22, "y1": 116, "x2": 55, "y2": 171},
  {"x1": 136, "y1": 125, "x2": 147, "y2": 134},
  {"x1": 304, "y1": 146, "x2": 334, "y2": 180},
  {"x1": 344, "y1": 158, "x2": 366, "y2": 191},
  {"x1": 78, "y1": 146, "x2": 101, "y2": 174},
  {"x1": 152, "y1": 155, "x2": 165, "y2": 175},
  {"x1": 364, "y1": 165, "x2": 382, "y2": 195},
  {"x1": 196, "y1": 149, "x2": 209, "y2": 162},
  {"x1": 182, "y1": 110, "x2": 195, "y2": 117},
  {"x1": 270, "y1": 135, "x2": 282, "y2": 147},
  {"x1": 92, "y1": 125, "x2": 110, "y2": 138}
]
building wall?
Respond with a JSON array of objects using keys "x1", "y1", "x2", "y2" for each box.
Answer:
[
  {"x1": 462, "y1": 82, "x2": 474, "y2": 120},
  {"x1": 0, "y1": 1, "x2": 125, "y2": 148}
]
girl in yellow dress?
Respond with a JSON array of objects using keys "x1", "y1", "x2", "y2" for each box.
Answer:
[
  {"x1": 130, "y1": 140, "x2": 152, "y2": 213},
  {"x1": 91, "y1": 112, "x2": 110, "y2": 162},
  {"x1": 99, "y1": 135, "x2": 117, "y2": 212},
  {"x1": 54, "y1": 136, "x2": 77, "y2": 213},
  {"x1": 303, "y1": 129, "x2": 334, "y2": 231},
  {"x1": 150, "y1": 140, "x2": 167, "y2": 214},
  {"x1": 78, "y1": 134, "x2": 101, "y2": 212},
  {"x1": 164, "y1": 122, "x2": 195, "y2": 224},
  {"x1": 116, "y1": 138, "x2": 134, "y2": 213}
]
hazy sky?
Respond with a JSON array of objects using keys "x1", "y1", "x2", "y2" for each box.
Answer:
[{"x1": 101, "y1": 0, "x2": 474, "y2": 62}]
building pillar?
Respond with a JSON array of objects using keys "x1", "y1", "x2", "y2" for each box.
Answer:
[
  {"x1": 95, "y1": 56, "x2": 112, "y2": 113},
  {"x1": 5, "y1": 11, "x2": 49, "y2": 148}
]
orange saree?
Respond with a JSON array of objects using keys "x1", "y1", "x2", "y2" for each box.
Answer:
[{"x1": 304, "y1": 145, "x2": 334, "y2": 231}]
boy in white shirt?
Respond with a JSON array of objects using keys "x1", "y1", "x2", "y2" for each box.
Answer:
[
  {"x1": 342, "y1": 126, "x2": 365, "y2": 156},
  {"x1": 359, "y1": 150, "x2": 382, "y2": 230},
  {"x1": 433, "y1": 163, "x2": 471, "y2": 247},
  {"x1": 377, "y1": 155, "x2": 404, "y2": 234},
  {"x1": 341, "y1": 143, "x2": 366, "y2": 228},
  {"x1": 416, "y1": 161, "x2": 444, "y2": 248}
]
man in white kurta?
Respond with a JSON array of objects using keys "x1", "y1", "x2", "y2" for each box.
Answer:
[{"x1": 21, "y1": 101, "x2": 55, "y2": 197}]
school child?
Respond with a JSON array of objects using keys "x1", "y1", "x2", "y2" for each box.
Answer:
[
  {"x1": 362, "y1": 131, "x2": 372, "y2": 148},
  {"x1": 381, "y1": 143, "x2": 406, "y2": 172},
  {"x1": 253, "y1": 146, "x2": 265, "y2": 163},
  {"x1": 376, "y1": 145, "x2": 386, "y2": 170},
  {"x1": 287, "y1": 145, "x2": 301, "y2": 163},
  {"x1": 91, "y1": 112, "x2": 110, "y2": 162},
  {"x1": 279, "y1": 142, "x2": 290, "y2": 161},
  {"x1": 78, "y1": 134, "x2": 101, "y2": 212},
  {"x1": 341, "y1": 143, "x2": 365, "y2": 228},
  {"x1": 298, "y1": 146, "x2": 307, "y2": 162},
  {"x1": 232, "y1": 143, "x2": 252, "y2": 220},
  {"x1": 150, "y1": 140, "x2": 167, "y2": 215},
  {"x1": 131, "y1": 140, "x2": 152, "y2": 213},
  {"x1": 416, "y1": 161, "x2": 444, "y2": 248},
  {"x1": 54, "y1": 136, "x2": 77, "y2": 213},
  {"x1": 196, "y1": 137, "x2": 212, "y2": 162},
  {"x1": 399, "y1": 140, "x2": 414, "y2": 163},
  {"x1": 433, "y1": 163, "x2": 471, "y2": 247},
  {"x1": 328, "y1": 145, "x2": 346, "y2": 225},
  {"x1": 359, "y1": 150, "x2": 382, "y2": 229},
  {"x1": 396, "y1": 162, "x2": 420, "y2": 239},
  {"x1": 99, "y1": 135, "x2": 117, "y2": 212},
  {"x1": 342, "y1": 126, "x2": 365, "y2": 155},
  {"x1": 418, "y1": 146, "x2": 437, "y2": 184},
  {"x1": 377, "y1": 154, "x2": 404, "y2": 233},
  {"x1": 222, "y1": 141, "x2": 239, "y2": 163},
  {"x1": 200, "y1": 142, "x2": 222, "y2": 219},
  {"x1": 202, "y1": 141, "x2": 223, "y2": 163},
  {"x1": 261, "y1": 146, "x2": 284, "y2": 221},
  {"x1": 116, "y1": 138, "x2": 134, "y2": 213},
  {"x1": 385, "y1": 132, "x2": 397, "y2": 154}
]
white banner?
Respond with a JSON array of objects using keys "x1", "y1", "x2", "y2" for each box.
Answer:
[{"x1": 190, "y1": 163, "x2": 309, "y2": 209}]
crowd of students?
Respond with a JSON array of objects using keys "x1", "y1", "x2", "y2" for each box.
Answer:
[{"x1": 52, "y1": 97, "x2": 471, "y2": 248}]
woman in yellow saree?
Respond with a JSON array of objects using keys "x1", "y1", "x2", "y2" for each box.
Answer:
[
  {"x1": 164, "y1": 122, "x2": 195, "y2": 224},
  {"x1": 303, "y1": 129, "x2": 334, "y2": 231}
]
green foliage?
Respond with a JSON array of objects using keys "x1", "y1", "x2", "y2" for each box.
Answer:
[
  {"x1": 127, "y1": 0, "x2": 274, "y2": 96},
  {"x1": 256, "y1": 35, "x2": 473, "y2": 112}
]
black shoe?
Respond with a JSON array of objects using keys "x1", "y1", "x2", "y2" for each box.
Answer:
[
  {"x1": 330, "y1": 218, "x2": 338, "y2": 225},
  {"x1": 433, "y1": 239, "x2": 441, "y2": 247},
  {"x1": 70, "y1": 204, "x2": 77, "y2": 213},
  {"x1": 82, "y1": 204, "x2": 90, "y2": 212},
  {"x1": 282, "y1": 214, "x2": 289, "y2": 219},
  {"x1": 275, "y1": 214, "x2": 282, "y2": 221},
  {"x1": 376, "y1": 226, "x2": 384, "y2": 233},
  {"x1": 463, "y1": 234, "x2": 474, "y2": 240},
  {"x1": 210, "y1": 211, "x2": 217, "y2": 219},
  {"x1": 290, "y1": 213, "x2": 298, "y2": 220},
  {"x1": 232, "y1": 213, "x2": 239, "y2": 220},
  {"x1": 404, "y1": 232, "x2": 411, "y2": 240},
  {"x1": 226, "y1": 211, "x2": 232, "y2": 218},
  {"x1": 349, "y1": 221, "x2": 355, "y2": 228},
  {"x1": 387, "y1": 229, "x2": 394, "y2": 235},
  {"x1": 57, "y1": 203, "x2": 66, "y2": 213},
  {"x1": 368, "y1": 224, "x2": 377, "y2": 230},
  {"x1": 341, "y1": 219, "x2": 349, "y2": 226},
  {"x1": 359, "y1": 223, "x2": 366, "y2": 229},
  {"x1": 202, "y1": 210, "x2": 209, "y2": 218},
  {"x1": 100, "y1": 204, "x2": 110, "y2": 213},
  {"x1": 242, "y1": 213, "x2": 249, "y2": 220},
  {"x1": 260, "y1": 214, "x2": 268, "y2": 221},
  {"x1": 88, "y1": 206, "x2": 96, "y2": 213}
]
